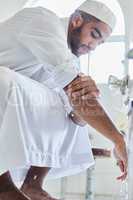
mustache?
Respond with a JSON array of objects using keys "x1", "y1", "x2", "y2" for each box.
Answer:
[{"x1": 78, "y1": 44, "x2": 91, "y2": 51}]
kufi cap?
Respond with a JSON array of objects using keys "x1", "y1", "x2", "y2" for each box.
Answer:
[{"x1": 77, "y1": 0, "x2": 116, "y2": 30}]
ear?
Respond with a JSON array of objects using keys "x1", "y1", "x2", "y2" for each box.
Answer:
[{"x1": 71, "y1": 15, "x2": 84, "y2": 29}]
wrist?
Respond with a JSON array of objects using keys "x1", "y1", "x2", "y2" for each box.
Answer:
[
  {"x1": 113, "y1": 132, "x2": 125, "y2": 146},
  {"x1": 69, "y1": 111, "x2": 87, "y2": 127}
]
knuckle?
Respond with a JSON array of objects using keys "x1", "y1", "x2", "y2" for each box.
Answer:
[
  {"x1": 91, "y1": 79, "x2": 96, "y2": 84},
  {"x1": 88, "y1": 75, "x2": 92, "y2": 79},
  {"x1": 80, "y1": 77, "x2": 85, "y2": 81}
]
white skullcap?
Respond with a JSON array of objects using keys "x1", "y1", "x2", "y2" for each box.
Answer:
[{"x1": 77, "y1": 0, "x2": 116, "y2": 30}]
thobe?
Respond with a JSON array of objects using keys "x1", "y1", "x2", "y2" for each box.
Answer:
[{"x1": 0, "y1": 7, "x2": 94, "y2": 182}]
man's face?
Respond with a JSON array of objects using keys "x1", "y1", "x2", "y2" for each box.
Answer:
[{"x1": 69, "y1": 19, "x2": 112, "y2": 57}]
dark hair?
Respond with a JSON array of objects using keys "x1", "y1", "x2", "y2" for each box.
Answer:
[{"x1": 70, "y1": 10, "x2": 100, "y2": 24}]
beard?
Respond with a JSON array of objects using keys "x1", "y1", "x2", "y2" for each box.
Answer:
[
  {"x1": 68, "y1": 25, "x2": 90, "y2": 57},
  {"x1": 68, "y1": 26, "x2": 82, "y2": 57}
]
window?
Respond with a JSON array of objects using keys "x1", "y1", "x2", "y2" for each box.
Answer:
[
  {"x1": 88, "y1": 0, "x2": 125, "y2": 84},
  {"x1": 80, "y1": 55, "x2": 89, "y2": 74},
  {"x1": 89, "y1": 42, "x2": 125, "y2": 83}
]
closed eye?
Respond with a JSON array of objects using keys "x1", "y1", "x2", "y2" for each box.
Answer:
[
  {"x1": 91, "y1": 30, "x2": 100, "y2": 39},
  {"x1": 91, "y1": 28, "x2": 102, "y2": 39}
]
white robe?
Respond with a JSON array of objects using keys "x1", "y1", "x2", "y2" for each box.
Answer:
[{"x1": 0, "y1": 7, "x2": 94, "y2": 181}]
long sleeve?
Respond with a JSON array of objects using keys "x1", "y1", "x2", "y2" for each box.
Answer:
[{"x1": 18, "y1": 7, "x2": 79, "y2": 89}]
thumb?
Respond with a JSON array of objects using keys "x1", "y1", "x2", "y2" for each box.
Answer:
[{"x1": 78, "y1": 73, "x2": 85, "y2": 77}]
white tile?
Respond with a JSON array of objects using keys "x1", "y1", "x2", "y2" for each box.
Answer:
[
  {"x1": 44, "y1": 179, "x2": 61, "y2": 194},
  {"x1": 66, "y1": 173, "x2": 86, "y2": 193},
  {"x1": 93, "y1": 173, "x2": 122, "y2": 195},
  {"x1": 64, "y1": 193, "x2": 85, "y2": 200},
  {"x1": 94, "y1": 195, "x2": 121, "y2": 200},
  {"x1": 94, "y1": 158, "x2": 119, "y2": 173}
]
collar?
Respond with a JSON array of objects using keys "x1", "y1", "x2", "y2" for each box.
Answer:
[{"x1": 61, "y1": 17, "x2": 70, "y2": 37}]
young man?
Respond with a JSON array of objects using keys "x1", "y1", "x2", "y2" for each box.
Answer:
[{"x1": 0, "y1": 1, "x2": 127, "y2": 200}]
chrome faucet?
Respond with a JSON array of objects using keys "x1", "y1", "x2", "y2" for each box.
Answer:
[{"x1": 108, "y1": 75, "x2": 129, "y2": 95}]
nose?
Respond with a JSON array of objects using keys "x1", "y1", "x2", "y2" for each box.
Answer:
[{"x1": 89, "y1": 41, "x2": 98, "y2": 51}]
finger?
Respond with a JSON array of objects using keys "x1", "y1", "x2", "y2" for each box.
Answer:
[
  {"x1": 71, "y1": 96, "x2": 98, "y2": 109},
  {"x1": 65, "y1": 88, "x2": 72, "y2": 96},
  {"x1": 122, "y1": 158, "x2": 128, "y2": 173},
  {"x1": 78, "y1": 72, "x2": 86, "y2": 77},
  {"x1": 72, "y1": 81, "x2": 99, "y2": 95},
  {"x1": 71, "y1": 87, "x2": 100, "y2": 97},
  {"x1": 71, "y1": 93, "x2": 99, "y2": 102},
  {"x1": 71, "y1": 78, "x2": 94, "y2": 87},
  {"x1": 117, "y1": 171, "x2": 127, "y2": 181},
  {"x1": 81, "y1": 93, "x2": 98, "y2": 100},
  {"x1": 117, "y1": 160, "x2": 127, "y2": 181},
  {"x1": 70, "y1": 76, "x2": 94, "y2": 86},
  {"x1": 69, "y1": 82, "x2": 100, "y2": 93},
  {"x1": 69, "y1": 80, "x2": 96, "y2": 90},
  {"x1": 66, "y1": 75, "x2": 81, "y2": 87},
  {"x1": 71, "y1": 87, "x2": 100, "y2": 98},
  {"x1": 117, "y1": 160, "x2": 125, "y2": 172}
]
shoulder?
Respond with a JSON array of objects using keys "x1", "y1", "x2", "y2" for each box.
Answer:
[
  {"x1": 16, "y1": 7, "x2": 59, "y2": 21},
  {"x1": 15, "y1": 7, "x2": 63, "y2": 31}
]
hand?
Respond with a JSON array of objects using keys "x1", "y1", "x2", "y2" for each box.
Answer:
[
  {"x1": 64, "y1": 73, "x2": 100, "y2": 106},
  {"x1": 64, "y1": 73, "x2": 100, "y2": 122},
  {"x1": 113, "y1": 135, "x2": 128, "y2": 181}
]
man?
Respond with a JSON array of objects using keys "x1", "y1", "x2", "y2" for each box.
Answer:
[{"x1": 0, "y1": 1, "x2": 127, "y2": 200}]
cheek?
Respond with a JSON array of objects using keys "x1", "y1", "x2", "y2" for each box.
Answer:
[
  {"x1": 80, "y1": 32, "x2": 92, "y2": 44},
  {"x1": 80, "y1": 26, "x2": 93, "y2": 42}
]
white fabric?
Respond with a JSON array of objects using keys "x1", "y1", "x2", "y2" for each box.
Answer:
[
  {"x1": 0, "y1": 7, "x2": 78, "y2": 88},
  {"x1": 0, "y1": 67, "x2": 94, "y2": 180},
  {"x1": 0, "y1": 7, "x2": 78, "y2": 114},
  {"x1": 0, "y1": 7, "x2": 95, "y2": 181},
  {"x1": 77, "y1": 0, "x2": 116, "y2": 30}
]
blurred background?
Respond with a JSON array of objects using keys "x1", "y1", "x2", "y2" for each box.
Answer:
[{"x1": 0, "y1": 0, "x2": 132, "y2": 199}]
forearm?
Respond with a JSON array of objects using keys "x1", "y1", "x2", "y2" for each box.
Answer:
[
  {"x1": 73, "y1": 98, "x2": 123, "y2": 144},
  {"x1": 65, "y1": 74, "x2": 122, "y2": 138},
  {"x1": 66, "y1": 74, "x2": 127, "y2": 180}
]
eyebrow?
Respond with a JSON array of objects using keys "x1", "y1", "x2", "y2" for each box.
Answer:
[{"x1": 94, "y1": 28, "x2": 103, "y2": 38}]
